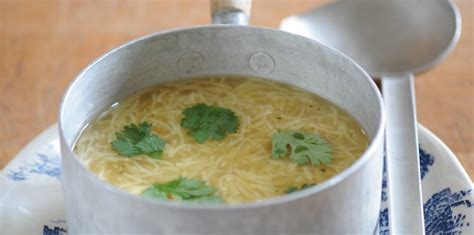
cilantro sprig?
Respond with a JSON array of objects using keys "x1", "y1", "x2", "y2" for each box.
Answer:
[
  {"x1": 111, "y1": 122, "x2": 166, "y2": 159},
  {"x1": 272, "y1": 131, "x2": 332, "y2": 165},
  {"x1": 181, "y1": 103, "x2": 239, "y2": 144},
  {"x1": 285, "y1": 183, "x2": 316, "y2": 194},
  {"x1": 142, "y1": 177, "x2": 223, "y2": 203}
]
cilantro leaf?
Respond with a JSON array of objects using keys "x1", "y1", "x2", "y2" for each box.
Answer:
[
  {"x1": 116, "y1": 122, "x2": 151, "y2": 143},
  {"x1": 111, "y1": 122, "x2": 166, "y2": 159},
  {"x1": 285, "y1": 183, "x2": 316, "y2": 194},
  {"x1": 301, "y1": 183, "x2": 315, "y2": 190},
  {"x1": 272, "y1": 131, "x2": 332, "y2": 165},
  {"x1": 111, "y1": 138, "x2": 141, "y2": 156},
  {"x1": 141, "y1": 177, "x2": 224, "y2": 203},
  {"x1": 135, "y1": 135, "x2": 166, "y2": 159},
  {"x1": 285, "y1": 186, "x2": 298, "y2": 194},
  {"x1": 181, "y1": 103, "x2": 239, "y2": 144}
]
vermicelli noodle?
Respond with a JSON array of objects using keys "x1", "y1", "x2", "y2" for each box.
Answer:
[{"x1": 74, "y1": 76, "x2": 369, "y2": 203}]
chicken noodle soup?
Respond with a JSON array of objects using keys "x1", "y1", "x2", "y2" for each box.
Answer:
[{"x1": 74, "y1": 77, "x2": 369, "y2": 203}]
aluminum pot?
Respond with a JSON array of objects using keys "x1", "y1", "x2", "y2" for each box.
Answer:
[{"x1": 59, "y1": 1, "x2": 385, "y2": 234}]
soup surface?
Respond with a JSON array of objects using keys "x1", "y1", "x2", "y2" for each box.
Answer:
[{"x1": 74, "y1": 76, "x2": 369, "y2": 203}]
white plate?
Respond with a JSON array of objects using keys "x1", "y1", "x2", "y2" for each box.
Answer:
[{"x1": 1, "y1": 124, "x2": 472, "y2": 234}]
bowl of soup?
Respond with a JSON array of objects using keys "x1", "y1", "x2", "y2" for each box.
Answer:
[{"x1": 59, "y1": 26, "x2": 385, "y2": 234}]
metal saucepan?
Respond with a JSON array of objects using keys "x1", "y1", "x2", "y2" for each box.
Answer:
[{"x1": 59, "y1": 0, "x2": 385, "y2": 233}]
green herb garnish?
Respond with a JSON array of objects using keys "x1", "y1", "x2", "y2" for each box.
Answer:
[
  {"x1": 285, "y1": 186, "x2": 298, "y2": 194},
  {"x1": 285, "y1": 183, "x2": 316, "y2": 194},
  {"x1": 301, "y1": 183, "x2": 315, "y2": 190},
  {"x1": 181, "y1": 103, "x2": 239, "y2": 144},
  {"x1": 141, "y1": 177, "x2": 223, "y2": 203},
  {"x1": 111, "y1": 122, "x2": 166, "y2": 159},
  {"x1": 272, "y1": 131, "x2": 332, "y2": 165}
]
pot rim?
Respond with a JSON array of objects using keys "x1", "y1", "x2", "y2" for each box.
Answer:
[{"x1": 59, "y1": 24, "x2": 386, "y2": 210}]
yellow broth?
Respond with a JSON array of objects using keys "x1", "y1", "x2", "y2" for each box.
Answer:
[{"x1": 74, "y1": 76, "x2": 369, "y2": 203}]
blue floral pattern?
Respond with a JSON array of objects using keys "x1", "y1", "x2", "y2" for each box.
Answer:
[
  {"x1": 420, "y1": 148, "x2": 435, "y2": 180},
  {"x1": 6, "y1": 144, "x2": 61, "y2": 181},
  {"x1": 379, "y1": 208, "x2": 390, "y2": 235},
  {"x1": 424, "y1": 188, "x2": 472, "y2": 234},
  {"x1": 379, "y1": 147, "x2": 472, "y2": 234},
  {"x1": 43, "y1": 219, "x2": 67, "y2": 235}
]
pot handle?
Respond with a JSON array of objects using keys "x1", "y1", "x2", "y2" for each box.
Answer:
[{"x1": 211, "y1": 0, "x2": 252, "y2": 25}]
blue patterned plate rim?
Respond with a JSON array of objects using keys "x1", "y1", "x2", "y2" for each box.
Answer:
[{"x1": 418, "y1": 125, "x2": 472, "y2": 183}]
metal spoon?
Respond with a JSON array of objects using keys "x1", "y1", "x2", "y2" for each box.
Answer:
[{"x1": 281, "y1": 0, "x2": 461, "y2": 233}]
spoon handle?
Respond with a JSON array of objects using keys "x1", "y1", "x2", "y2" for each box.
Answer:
[{"x1": 382, "y1": 74, "x2": 425, "y2": 234}]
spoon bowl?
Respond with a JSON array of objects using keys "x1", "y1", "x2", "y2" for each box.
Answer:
[{"x1": 281, "y1": 0, "x2": 461, "y2": 77}]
